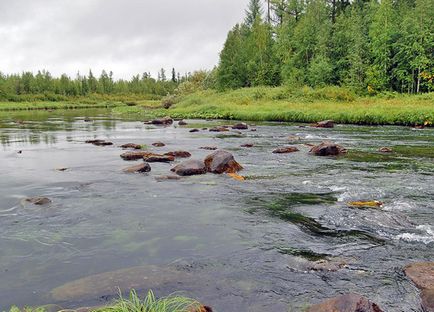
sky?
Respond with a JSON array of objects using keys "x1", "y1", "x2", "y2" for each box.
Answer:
[{"x1": 0, "y1": 0, "x2": 250, "y2": 79}]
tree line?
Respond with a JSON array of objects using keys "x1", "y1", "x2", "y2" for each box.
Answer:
[
  {"x1": 217, "y1": 0, "x2": 434, "y2": 93},
  {"x1": 0, "y1": 68, "x2": 190, "y2": 100}
]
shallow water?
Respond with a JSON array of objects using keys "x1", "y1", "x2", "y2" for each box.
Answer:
[{"x1": 0, "y1": 109, "x2": 433, "y2": 311}]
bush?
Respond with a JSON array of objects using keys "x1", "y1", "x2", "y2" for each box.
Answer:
[{"x1": 161, "y1": 95, "x2": 177, "y2": 109}]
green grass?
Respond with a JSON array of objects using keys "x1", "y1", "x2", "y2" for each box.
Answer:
[
  {"x1": 7, "y1": 290, "x2": 205, "y2": 312},
  {"x1": 162, "y1": 86, "x2": 434, "y2": 126}
]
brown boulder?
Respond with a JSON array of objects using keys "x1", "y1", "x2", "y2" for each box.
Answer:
[
  {"x1": 232, "y1": 122, "x2": 248, "y2": 130},
  {"x1": 273, "y1": 146, "x2": 300, "y2": 154},
  {"x1": 307, "y1": 293, "x2": 383, "y2": 312},
  {"x1": 204, "y1": 150, "x2": 243, "y2": 174},
  {"x1": 310, "y1": 141, "x2": 347, "y2": 156},
  {"x1": 123, "y1": 163, "x2": 151, "y2": 173},
  {"x1": 152, "y1": 142, "x2": 166, "y2": 147},
  {"x1": 171, "y1": 159, "x2": 207, "y2": 176},
  {"x1": 144, "y1": 155, "x2": 175, "y2": 163},
  {"x1": 165, "y1": 151, "x2": 192, "y2": 158},
  {"x1": 121, "y1": 143, "x2": 142, "y2": 150},
  {"x1": 24, "y1": 197, "x2": 52, "y2": 206},
  {"x1": 121, "y1": 151, "x2": 161, "y2": 161},
  {"x1": 405, "y1": 262, "x2": 434, "y2": 311},
  {"x1": 313, "y1": 120, "x2": 335, "y2": 128}
]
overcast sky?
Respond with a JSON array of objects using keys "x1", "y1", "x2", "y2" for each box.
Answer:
[{"x1": 0, "y1": 0, "x2": 250, "y2": 79}]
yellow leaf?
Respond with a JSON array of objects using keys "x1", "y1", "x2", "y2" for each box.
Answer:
[{"x1": 347, "y1": 201, "x2": 383, "y2": 208}]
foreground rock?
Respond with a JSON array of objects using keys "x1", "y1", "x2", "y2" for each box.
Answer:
[
  {"x1": 123, "y1": 163, "x2": 151, "y2": 173},
  {"x1": 310, "y1": 141, "x2": 347, "y2": 156},
  {"x1": 121, "y1": 143, "x2": 142, "y2": 150},
  {"x1": 165, "y1": 151, "x2": 192, "y2": 158},
  {"x1": 204, "y1": 150, "x2": 243, "y2": 174},
  {"x1": 121, "y1": 151, "x2": 161, "y2": 161},
  {"x1": 405, "y1": 262, "x2": 434, "y2": 312},
  {"x1": 307, "y1": 293, "x2": 383, "y2": 312},
  {"x1": 273, "y1": 146, "x2": 299, "y2": 154},
  {"x1": 24, "y1": 197, "x2": 52, "y2": 205},
  {"x1": 313, "y1": 120, "x2": 335, "y2": 128},
  {"x1": 144, "y1": 155, "x2": 175, "y2": 163},
  {"x1": 171, "y1": 159, "x2": 207, "y2": 176},
  {"x1": 85, "y1": 139, "x2": 113, "y2": 146},
  {"x1": 232, "y1": 122, "x2": 248, "y2": 130}
]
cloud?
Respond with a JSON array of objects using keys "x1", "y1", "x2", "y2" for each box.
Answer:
[{"x1": 0, "y1": 0, "x2": 249, "y2": 79}]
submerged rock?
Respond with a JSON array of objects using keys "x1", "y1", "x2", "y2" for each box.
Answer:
[
  {"x1": 121, "y1": 151, "x2": 161, "y2": 161},
  {"x1": 144, "y1": 155, "x2": 175, "y2": 163},
  {"x1": 155, "y1": 175, "x2": 182, "y2": 182},
  {"x1": 85, "y1": 139, "x2": 113, "y2": 146},
  {"x1": 310, "y1": 141, "x2": 347, "y2": 156},
  {"x1": 171, "y1": 159, "x2": 207, "y2": 176},
  {"x1": 405, "y1": 262, "x2": 434, "y2": 312},
  {"x1": 165, "y1": 151, "x2": 192, "y2": 158},
  {"x1": 152, "y1": 141, "x2": 166, "y2": 147},
  {"x1": 204, "y1": 150, "x2": 243, "y2": 174},
  {"x1": 307, "y1": 293, "x2": 383, "y2": 312},
  {"x1": 123, "y1": 163, "x2": 151, "y2": 173},
  {"x1": 232, "y1": 122, "x2": 248, "y2": 130},
  {"x1": 273, "y1": 146, "x2": 300, "y2": 154},
  {"x1": 121, "y1": 143, "x2": 142, "y2": 150},
  {"x1": 313, "y1": 120, "x2": 335, "y2": 128},
  {"x1": 24, "y1": 197, "x2": 52, "y2": 205}
]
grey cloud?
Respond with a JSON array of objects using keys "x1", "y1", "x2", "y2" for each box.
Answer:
[{"x1": 0, "y1": 0, "x2": 249, "y2": 79}]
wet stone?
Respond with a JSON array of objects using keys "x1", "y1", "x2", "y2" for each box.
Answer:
[
  {"x1": 204, "y1": 150, "x2": 243, "y2": 174},
  {"x1": 121, "y1": 143, "x2": 142, "y2": 150},
  {"x1": 189, "y1": 129, "x2": 200, "y2": 133},
  {"x1": 232, "y1": 122, "x2": 248, "y2": 130},
  {"x1": 165, "y1": 151, "x2": 192, "y2": 158},
  {"x1": 273, "y1": 146, "x2": 300, "y2": 154},
  {"x1": 144, "y1": 155, "x2": 174, "y2": 163},
  {"x1": 171, "y1": 159, "x2": 207, "y2": 176},
  {"x1": 310, "y1": 141, "x2": 347, "y2": 156},
  {"x1": 123, "y1": 163, "x2": 151, "y2": 173},
  {"x1": 24, "y1": 197, "x2": 52, "y2": 206},
  {"x1": 152, "y1": 141, "x2": 166, "y2": 147},
  {"x1": 121, "y1": 151, "x2": 161, "y2": 161},
  {"x1": 313, "y1": 120, "x2": 335, "y2": 128}
]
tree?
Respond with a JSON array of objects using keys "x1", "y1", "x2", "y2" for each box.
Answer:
[{"x1": 245, "y1": 0, "x2": 263, "y2": 26}]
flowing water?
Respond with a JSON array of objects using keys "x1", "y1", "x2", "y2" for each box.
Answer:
[{"x1": 0, "y1": 109, "x2": 433, "y2": 311}]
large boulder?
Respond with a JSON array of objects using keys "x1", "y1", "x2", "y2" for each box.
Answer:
[
  {"x1": 313, "y1": 120, "x2": 335, "y2": 128},
  {"x1": 307, "y1": 294, "x2": 383, "y2": 312},
  {"x1": 121, "y1": 151, "x2": 162, "y2": 161},
  {"x1": 405, "y1": 262, "x2": 434, "y2": 312},
  {"x1": 310, "y1": 141, "x2": 347, "y2": 156},
  {"x1": 171, "y1": 159, "x2": 207, "y2": 176},
  {"x1": 204, "y1": 150, "x2": 243, "y2": 174},
  {"x1": 123, "y1": 163, "x2": 151, "y2": 173}
]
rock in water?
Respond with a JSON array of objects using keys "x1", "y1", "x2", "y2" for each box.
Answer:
[
  {"x1": 24, "y1": 197, "x2": 52, "y2": 205},
  {"x1": 232, "y1": 122, "x2": 248, "y2": 130},
  {"x1": 272, "y1": 147, "x2": 300, "y2": 154},
  {"x1": 310, "y1": 141, "x2": 347, "y2": 156},
  {"x1": 123, "y1": 163, "x2": 151, "y2": 173},
  {"x1": 144, "y1": 155, "x2": 175, "y2": 163},
  {"x1": 150, "y1": 117, "x2": 173, "y2": 125},
  {"x1": 379, "y1": 147, "x2": 393, "y2": 153},
  {"x1": 165, "y1": 151, "x2": 192, "y2": 158},
  {"x1": 189, "y1": 129, "x2": 200, "y2": 133},
  {"x1": 209, "y1": 126, "x2": 229, "y2": 132},
  {"x1": 85, "y1": 139, "x2": 113, "y2": 146},
  {"x1": 178, "y1": 120, "x2": 188, "y2": 126},
  {"x1": 171, "y1": 159, "x2": 207, "y2": 176},
  {"x1": 200, "y1": 146, "x2": 218, "y2": 151},
  {"x1": 306, "y1": 293, "x2": 383, "y2": 312},
  {"x1": 313, "y1": 120, "x2": 335, "y2": 128},
  {"x1": 405, "y1": 262, "x2": 434, "y2": 312},
  {"x1": 152, "y1": 141, "x2": 166, "y2": 147},
  {"x1": 121, "y1": 151, "x2": 162, "y2": 161},
  {"x1": 121, "y1": 143, "x2": 142, "y2": 150},
  {"x1": 204, "y1": 150, "x2": 243, "y2": 174}
]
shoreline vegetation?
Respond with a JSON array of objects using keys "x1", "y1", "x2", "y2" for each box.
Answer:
[{"x1": 2, "y1": 87, "x2": 432, "y2": 127}]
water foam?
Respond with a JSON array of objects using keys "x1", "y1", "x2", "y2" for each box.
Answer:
[{"x1": 395, "y1": 225, "x2": 434, "y2": 244}]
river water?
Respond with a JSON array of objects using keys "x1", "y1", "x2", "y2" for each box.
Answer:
[{"x1": 0, "y1": 109, "x2": 432, "y2": 311}]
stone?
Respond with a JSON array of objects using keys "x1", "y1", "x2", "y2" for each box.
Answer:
[
  {"x1": 144, "y1": 155, "x2": 175, "y2": 163},
  {"x1": 123, "y1": 163, "x2": 151, "y2": 173},
  {"x1": 25, "y1": 197, "x2": 52, "y2": 205},
  {"x1": 306, "y1": 293, "x2": 383, "y2": 312},
  {"x1": 165, "y1": 151, "x2": 192, "y2": 158},
  {"x1": 232, "y1": 122, "x2": 248, "y2": 130},
  {"x1": 85, "y1": 139, "x2": 113, "y2": 146},
  {"x1": 209, "y1": 126, "x2": 229, "y2": 132},
  {"x1": 178, "y1": 120, "x2": 188, "y2": 126},
  {"x1": 379, "y1": 147, "x2": 393, "y2": 153},
  {"x1": 273, "y1": 147, "x2": 300, "y2": 154},
  {"x1": 189, "y1": 129, "x2": 200, "y2": 133},
  {"x1": 200, "y1": 146, "x2": 218, "y2": 151},
  {"x1": 204, "y1": 150, "x2": 243, "y2": 174},
  {"x1": 310, "y1": 141, "x2": 347, "y2": 156},
  {"x1": 313, "y1": 120, "x2": 335, "y2": 128},
  {"x1": 121, "y1": 151, "x2": 162, "y2": 161},
  {"x1": 171, "y1": 159, "x2": 207, "y2": 176},
  {"x1": 152, "y1": 141, "x2": 166, "y2": 147},
  {"x1": 121, "y1": 143, "x2": 142, "y2": 150},
  {"x1": 150, "y1": 117, "x2": 173, "y2": 125},
  {"x1": 405, "y1": 262, "x2": 434, "y2": 289}
]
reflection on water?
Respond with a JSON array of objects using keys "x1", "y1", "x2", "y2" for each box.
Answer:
[{"x1": 0, "y1": 109, "x2": 433, "y2": 311}]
